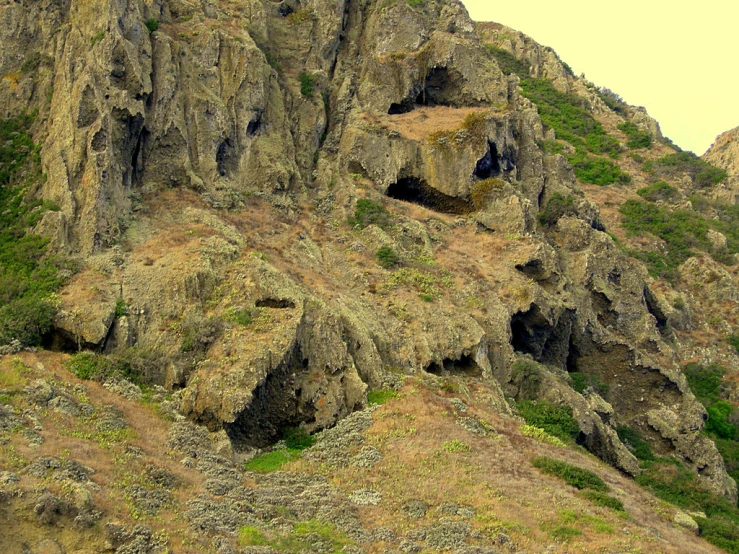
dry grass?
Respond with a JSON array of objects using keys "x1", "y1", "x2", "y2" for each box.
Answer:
[
  {"x1": 291, "y1": 377, "x2": 720, "y2": 554},
  {"x1": 0, "y1": 351, "x2": 211, "y2": 553}
]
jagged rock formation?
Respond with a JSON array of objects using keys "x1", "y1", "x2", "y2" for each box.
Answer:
[
  {"x1": 2, "y1": 0, "x2": 738, "y2": 517},
  {"x1": 705, "y1": 126, "x2": 739, "y2": 198}
]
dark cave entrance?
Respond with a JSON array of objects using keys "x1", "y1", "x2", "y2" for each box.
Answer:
[
  {"x1": 425, "y1": 355, "x2": 482, "y2": 377},
  {"x1": 386, "y1": 177, "x2": 474, "y2": 215},
  {"x1": 387, "y1": 66, "x2": 466, "y2": 115},
  {"x1": 223, "y1": 354, "x2": 315, "y2": 449},
  {"x1": 473, "y1": 140, "x2": 517, "y2": 180},
  {"x1": 510, "y1": 305, "x2": 575, "y2": 369}
]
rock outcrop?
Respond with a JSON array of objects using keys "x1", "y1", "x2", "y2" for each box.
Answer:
[{"x1": 1, "y1": 0, "x2": 736, "y2": 504}]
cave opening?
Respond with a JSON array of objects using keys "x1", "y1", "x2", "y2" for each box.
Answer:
[
  {"x1": 510, "y1": 305, "x2": 575, "y2": 369},
  {"x1": 223, "y1": 355, "x2": 314, "y2": 449},
  {"x1": 425, "y1": 355, "x2": 482, "y2": 377},
  {"x1": 474, "y1": 141, "x2": 501, "y2": 179},
  {"x1": 256, "y1": 298, "x2": 296, "y2": 309},
  {"x1": 216, "y1": 137, "x2": 238, "y2": 177},
  {"x1": 387, "y1": 66, "x2": 465, "y2": 115},
  {"x1": 386, "y1": 177, "x2": 473, "y2": 215}
]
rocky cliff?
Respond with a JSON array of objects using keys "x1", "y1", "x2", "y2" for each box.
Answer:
[{"x1": 3, "y1": 0, "x2": 739, "y2": 552}]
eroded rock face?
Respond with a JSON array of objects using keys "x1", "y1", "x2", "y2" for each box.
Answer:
[
  {"x1": 5, "y1": 0, "x2": 735, "y2": 500},
  {"x1": 704, "y1": 126, "x2": 739, "y2": 202}
]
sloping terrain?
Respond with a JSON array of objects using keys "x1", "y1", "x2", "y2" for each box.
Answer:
[{"x1": 1, "y1": 0, "x2": 739, "y2": 552}]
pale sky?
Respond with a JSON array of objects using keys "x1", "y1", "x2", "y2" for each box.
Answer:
[{"x1": 461, "y1": 0, "x2": 739, "y2": 155}]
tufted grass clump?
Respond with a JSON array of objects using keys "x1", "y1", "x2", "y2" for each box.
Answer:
[
  {"x1": 521, "y1": 424, "x2": 566, "y2": 447},
  {"x1": 470, "y1": 178, "x2": 505, "y2": 210},
  {"x1": 532, "y1": 456, "x2": 608, "y2": 492},
  {"x1": 239, "y1": 526, "x2": 268, "y2": 547},
  {"x1": 367, "y1": 389, "x2": 399, "y2": 405},
  {"x1": 442, "y1": 439, "x2": 471, "y2": 453},
  {"x1": 244, "y1": 449, "x2": 301, "y2": 473}
]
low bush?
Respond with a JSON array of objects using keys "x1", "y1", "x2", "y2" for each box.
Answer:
[
  {"x1": 486, "y1": 45, "x2": 530, "y2": 77},
  {"x1": 299, "y1": 72, "x2": 315, "y2": 98},
  {"x1": 144, "y1": 19, "x2": 159, "y2": 33},
  {"x1": 617, "y1": 121, "x2": 652, "y2": 149},
  {"x1": 516, "y1": 400, "x2": 580, "y2": 441},
  {"x1": 636, "y1": 181, "x2": 678, "y2": 202},
  {"x1": 569, "y1": 153, "x2": 630, "y2": 186},
  {"x1": 519, "y1": 78, "x2": 621, "y2": 158},
  {"x1": 0, "y1": 113, "x2": 67, "y2": 347},
  {"x1": 531, "y1": 456, "x2": 608, "y2": 491},
  {"x1": 655, "y1": 151, "x2": 727, "y2": 188},
  {"x1": 470, "y1": 178, "x2": 505, "y2": 209},
  {"x1": 538, "y1": 193, "x2": 576, "y2": 226},
  {"x1": 580, "y1": 490, "x2": 625, "y2": 512},
  {"x1": 569, "y1": 371, "x2": 609, "y2": 396},
  {"x1": 615, "y1": 425, "x2": 654, "y2": 461},
  {"x1": 376, "y1": 246, "x2": 399, "y2": 268},
  {"x1": 348, "y1": 198, "x2": 392, "y2": 230}
]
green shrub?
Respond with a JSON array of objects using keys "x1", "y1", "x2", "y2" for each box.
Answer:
[
  {"x1": 367, "y1": 389, "x2": 399, "y2": 405},
  {"x1": 636, "y1": 181, "x2": 678, "y2": 202},
  {"x1": 580, "y1": 490, "x2": 625, "y2": 512},
  {"x1": 519, "y1": 78, "x2": 620, "y2": 157},
  {"x1": 299, "y1": 72, "x2": 315, "y2": 98},
  {"x1": 179, "y1": 316, "x2": 223, "y2": 353},
  {"x1": 729, "y1": 334, "x2": 739, "y2": 354},
  {"x1": 226, "y1": 307, "x2": 254, "y2": 326},
  {"x1": 114, "y1": 299, "x2": 128, "y2": 318},
  {"x1": 348, "y1": 198, "x2": 392, "y2": 229},
  {"x1": 531, "y1": 456, "x2": 608, "y2": 491},
  {"x1": 0, "y1": 114, "x2": 66, "y2": 347},
  {"x1": 20, "y1": 52, "x2": 42, "y2": 74},
  {"x1": 407, "y1": 0, "x2": 425, "y2": 6},
  {"x1": 65, "y1": 352, "x2": 110, "y2": 381},
  {"x1": 144, "y1": 19, "x2": 159, "y2": 33},
  {"x1": 569, "y1": 153, "x2": 629, "y2": 186},
  {"x1": 684, "y1": 363, "x2": 726, "y2": 406},
  {"x1": 516, "y1": 400, "x2": 580, "y2": 441},
  {"x1": 538, "y1": 193, "x2": 576, "y2": 226},
  {"x1": 616, "y1": 425, "x2": 654, "y2": 461},
  {"x1": 655, "y1": 152, "x2": 727, "y2": 188},
  {"x1": 486, "y1": 45, "x2": 529, "y2": 77},
  {"x1": 376, "y1": 246, "x2": 399, "y2": 268},
  {"x1": 620, "y1": 199, "x2": 714, "y2": 279},
  {"x1": 617, "y1": 121, "x2": 652, "y2": 149},
  {"x1": 596, "y1": 88, "x2": 627, "y2": 114},
  {"x1": 569, "y1": 371, "x2": 609, "y2": 396}
]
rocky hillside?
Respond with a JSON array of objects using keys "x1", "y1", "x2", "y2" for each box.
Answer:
[{"x1": 2, "y1": 0, "x2": 739, "y2": 552}]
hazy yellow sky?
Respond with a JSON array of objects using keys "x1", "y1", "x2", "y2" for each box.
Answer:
[{"x1": 461, "y1": 0, "x2": 739, "y2": 155}]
